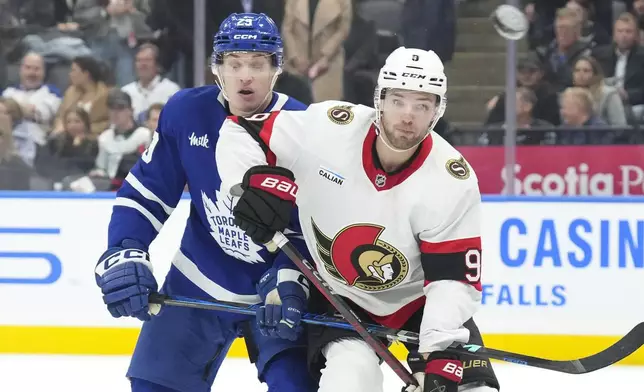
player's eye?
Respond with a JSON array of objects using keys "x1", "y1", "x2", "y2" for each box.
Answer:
[{"x1": 415, "y1": 104, "x2": 430, "y2": 112}]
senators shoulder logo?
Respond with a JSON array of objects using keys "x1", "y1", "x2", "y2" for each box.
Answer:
[
  {"x1": 445, "y1": 156, "x2": 470, "y2": 180},
  {"x1": 311, "y1": 219, "x2": 409, "y2": 291},
  {"x1": 327, "y1": 105, "x2": 354, "y2": 125}
]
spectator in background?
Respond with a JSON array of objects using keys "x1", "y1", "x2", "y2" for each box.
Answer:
[
  {"x1": 210, "y1": 0, "x2": 285, "y2": 31},
  {"x1": 482, "y1": 87, "x2": 555, "y2": 146},
  {"x1": 121, "y1": 43, "x2": 179, "y2": 122},
  {"x1": 592, "y1": 12, "x2": 644, "y2": 123},
  {"x1": 631, "y1": 0, "x2": 644, "y2": 40},
  {"x1": 0, "y1": 0, "x2": 64, "y2": 69},
  {"x1": 90, "y1": 89, "x2": 150, "y2": 190},
  {"x1": 535, "y1": 7, "x2": 592, "y2": 91},
  {"x1": 146, "y1": 0, "x2": 285, "y2": 87},
  {"x1": 485, "y1": 53, "x2": 561, "y2": 126},
  {"x1": 0, "y1": 99, "x2": 31, "y2": 190},
  {"x1": 145, "y1": 102, "x2": 162, "y2": 132},
  {"x1": 559, "y1": 87, "x2": 613, "y2": 144},
  {"x1": 572, "y1": 56, "x2": 628, "y2": 125},
  {"x1": 2, "y1": 53, "x2": 62, "y2": 144},
  {"x1": 525, "y1": 0, "x2": 613, "y2": 48},
  {"x1": 53, "y1": 55, "x2": 110, "y2": 136},
  {"x1": 71, "y1": 0, "x2": 153, "y2": 87},
  {"x1": 343, "y1": 1, "x2": 379, "y2": 106},
  {"x1": 565, "y1": 1, "x2": 611, "y2": 46},
  {"x1": 400, "y1": 0, "x2": 456, "y2": 63},
  {"x1": 0, "y1": 96, "x2": 40, "y2": 167},
  {"x1": 282, "y1": 0, "x2": 352, "y2": 101},
  {"x1": 37, "y1": 107, "x2": 99, "y2": 182}
]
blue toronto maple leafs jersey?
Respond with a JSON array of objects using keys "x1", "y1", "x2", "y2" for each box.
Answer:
[{"x1": 107, "y1": 85, "x2": 307, "y2": 304}]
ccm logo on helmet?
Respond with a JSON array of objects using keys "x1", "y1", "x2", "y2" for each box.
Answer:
[
  {"x1": 401, "y1": 73, "x2": 426, "y2": 79},
  {"x1": 233, "y1": 34, "x2": 258, "y2": 39}
]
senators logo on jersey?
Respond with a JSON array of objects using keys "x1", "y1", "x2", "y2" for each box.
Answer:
[
  {"x1": 311, "y1": 219, "x2": 409, "y2": 291},
  {"x1": 445, "y1": 156, "x2": 470, "y2": 180},
  {"x1": 327, "y1": 105, "x2": 355, "y2": 125}
]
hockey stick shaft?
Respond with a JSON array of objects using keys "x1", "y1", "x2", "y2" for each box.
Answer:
[
  {"x1": 269, "y1": 231, "x2": 418, "y2": 386},
  {"x1": 148, "y1": 292, "x2": 418, "y2": 343},
  {"x1": 149, "y1": 292, "x2": 644, "y2": 374}
]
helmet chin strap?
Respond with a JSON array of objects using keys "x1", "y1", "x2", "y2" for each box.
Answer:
[
  {"x1": 375, "y1": 125, "x2": 430, "y2": 153},
  {"x1": 375, "y1": 110, "x2": 439, "y2": 154}
]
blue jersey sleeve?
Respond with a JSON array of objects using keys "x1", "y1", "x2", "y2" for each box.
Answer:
[{"x1": 108, "y1": 92, "x2": 188, "y2": 249}]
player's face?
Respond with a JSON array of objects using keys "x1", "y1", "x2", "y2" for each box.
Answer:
[
  {"x1": 217, "y1": 52, "x2": 278, "y2": 115},
  {"x1": 381, "y1": 89, "x2": 438, "y2": 150}
]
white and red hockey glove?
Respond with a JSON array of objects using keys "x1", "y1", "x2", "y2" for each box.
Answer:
[{"x1": 403, "y1": 351, "x2": 463, "y2": 392}]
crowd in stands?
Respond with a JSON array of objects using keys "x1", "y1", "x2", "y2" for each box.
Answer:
[
  {"x1": 478, "y1": 0, "x2": 644, "y2": 146},
  {"x1": 1, "y1": 0, "x2": 456, "y2": 191},
  {"x1": 7, "y1": 0, "x2": 644, "y2": 190}
]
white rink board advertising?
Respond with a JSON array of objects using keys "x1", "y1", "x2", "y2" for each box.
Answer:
[
  {"x1": 1, "y1": 193, "x2": 643, "y2": 363},
  {"x1": 476, "y1": 198, "x2": 644, "y2": 337},
  {"x1": 0, "y1": 193, "x2": 190, "y2": 328}
]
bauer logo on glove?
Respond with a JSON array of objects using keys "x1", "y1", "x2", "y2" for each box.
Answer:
[{"x1": 232, "y1": 165, "x2": 298, "y2": 245}]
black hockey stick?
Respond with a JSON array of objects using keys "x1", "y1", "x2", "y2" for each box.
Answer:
[
  {"x1": 149, "y1": 293, "x2": 644, "y2": 374},
  {"x1": 268, "y1": 231, "x2": 418, "y2": 387},
  {"x1": 447, "y1": 324, "x2": 644, "y2": 374}
]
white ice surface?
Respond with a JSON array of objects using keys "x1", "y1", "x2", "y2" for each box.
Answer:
[{"x1": 0, "y1": 355, "x2": 642, "y2": 391}]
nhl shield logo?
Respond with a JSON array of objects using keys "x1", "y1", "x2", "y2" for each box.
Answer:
[
  {"x1": 311, "y1": 220, "x2": 409, "y2": 292},
  {"x1": 375, "y1": 174, "x2": 386, "y2": 187}
]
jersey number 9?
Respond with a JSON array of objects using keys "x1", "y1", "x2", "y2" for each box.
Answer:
[{"x1": 464, "y1": 249, "x2": 481, "y2": 283}]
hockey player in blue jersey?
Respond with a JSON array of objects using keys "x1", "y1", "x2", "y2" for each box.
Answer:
[{"x1": 93, "y1": 13, "x2": 315, "y2": 392}]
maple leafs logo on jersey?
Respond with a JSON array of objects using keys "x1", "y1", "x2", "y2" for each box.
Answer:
[
  {"x1": 311, "y1": 219, "x2": 409, "y2": 291},
  {"x1": 202, "y1": 190, "x2": 265, "y2": 264}
]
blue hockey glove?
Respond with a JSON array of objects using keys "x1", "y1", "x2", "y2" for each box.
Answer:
[
  {"x1": 256, "y1": 266, "x2": 309, "y2": 341},
  {"x1": 94, "y1": 239, "x2": 158, "y2": 321}
]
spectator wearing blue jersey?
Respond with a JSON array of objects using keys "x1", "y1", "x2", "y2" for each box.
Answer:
[{"x1": 94, "y1": 13, "x2": 315, "y2": 392}]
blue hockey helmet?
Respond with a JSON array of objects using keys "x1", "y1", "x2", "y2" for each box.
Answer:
[{"x1": 212, "y1": 13, "x2": 283, "y2": 69}]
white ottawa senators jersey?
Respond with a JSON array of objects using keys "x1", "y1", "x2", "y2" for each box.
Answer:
[{"x1": 216, "y1": 101, "x2": 483, "y2": 353}]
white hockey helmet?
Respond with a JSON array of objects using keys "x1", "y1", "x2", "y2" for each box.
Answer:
[{"x1": 374, "y1": 47, "x2": 447, "y2": 145}]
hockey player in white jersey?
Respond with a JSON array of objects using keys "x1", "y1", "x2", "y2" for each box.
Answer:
[{"x1": 215, "y1": 47, "x2": 500, "y2": 392}]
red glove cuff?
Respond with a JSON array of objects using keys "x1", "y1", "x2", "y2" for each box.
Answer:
[
  {"x1": 425, "y1": 358, "x2": 464, "y2": 384},
  {"x1": 249, "y1": 174, "x2": 298, "y2": 202}
]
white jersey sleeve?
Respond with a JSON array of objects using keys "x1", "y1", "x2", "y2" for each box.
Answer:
[
  {"x1": 216, "y1": 110, "x2": 308, "y2": 195},
  {"x1": 416, "y1": 183, "x2": 483, "y2": 354}
]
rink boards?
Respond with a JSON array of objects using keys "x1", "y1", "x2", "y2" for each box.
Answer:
[{"x1": 1, "y1": 192, "x2": 643, "y2": 364}]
